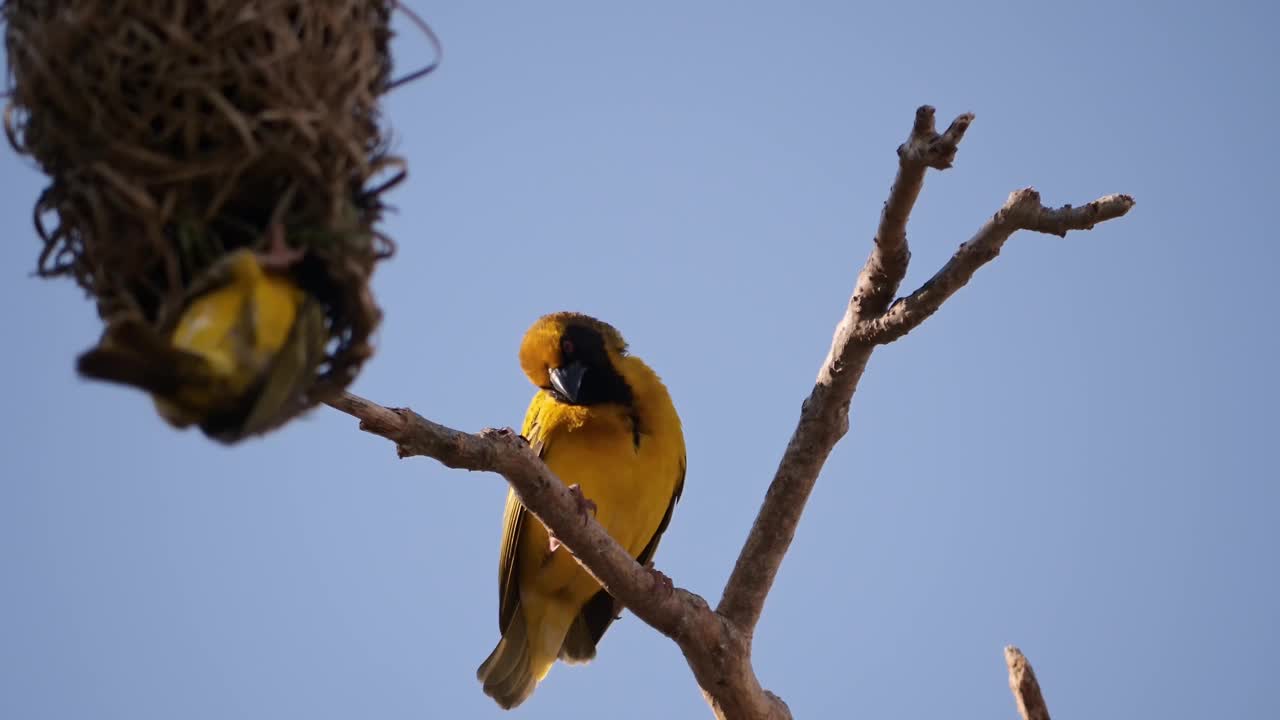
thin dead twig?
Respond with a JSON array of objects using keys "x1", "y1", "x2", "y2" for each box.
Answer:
[{"x1": 1006, "y1": 645, "x2": 1052, "y2": 720}]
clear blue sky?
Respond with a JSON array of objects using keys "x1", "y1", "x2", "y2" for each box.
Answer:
[{"x1": 2, "y1": 2, "x2": 1276, "y2": 718}]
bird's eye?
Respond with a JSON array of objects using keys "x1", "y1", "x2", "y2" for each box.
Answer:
[{"x1": 561, "y1": 339, "x2": 574, "y2": 355}]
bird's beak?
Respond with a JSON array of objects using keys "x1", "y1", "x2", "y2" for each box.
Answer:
[{"x1": 549, "y1": 362, "x2": 586, "y2": 404}]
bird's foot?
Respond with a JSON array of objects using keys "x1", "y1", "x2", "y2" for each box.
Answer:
[
  {"x1": 547, "y1": 484, "x2": 597, "y2": 553},
  {"x1": 480, "y1": 427, "x2": 531, "y2": 449},
  {"x1": 647, "y1": 565, "x2": 674, "y2": 595},
  {"x1": 255, "y1": 222, "x2": 306, "y2": 271},
  {"x1": 566, "y1": 483, "x2": 598, "y2": 520}
]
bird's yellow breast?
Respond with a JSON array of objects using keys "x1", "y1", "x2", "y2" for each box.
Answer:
[
  {"x1": 169, "y1": 267, "x2": 303, "y2": 393},
  {"x1": 154, "y1": 254, "x2": 307, "y2": 426},
  {"x1": 517, "y1": 393, "x2": 681, "y2": 604},
  {"x1": 479, "y1": 313, "x2": 685, "y2": 708}
]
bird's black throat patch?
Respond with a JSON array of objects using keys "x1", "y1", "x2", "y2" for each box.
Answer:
[{"x1": 548, "y1": 323, "x2": 634, "y2": 409}]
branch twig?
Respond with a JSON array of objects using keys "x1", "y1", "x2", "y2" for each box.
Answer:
[
  {"x1": 1006, "y1": 646, "x2": 1052, "y2": 720},
  {"x1": 324, "y1": 393, "x2": 787, "y2": 719},
  {"x1": 851, "y1": 190, "x2": 1136, "y2": 346},
  {"x1": 324, "y1": 105, "x2": 1132, "y2": 719},
  {"x1": 717, "y1": 105, "x2": 972, "y2": 633},
  {"x1": 324, "y1": 395, "x2": 694, "y2": 636}
]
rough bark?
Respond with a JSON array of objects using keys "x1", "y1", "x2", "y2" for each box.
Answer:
[
  {"x1": 850, "y1": 189, "x2": 1136, "y2": 346},
  {"x1": 1006, "y1": 646, "x2": 1052, "y2": 720},
  {"x1": 717, "y1": 106, "x2": 972, "y2": 635}
]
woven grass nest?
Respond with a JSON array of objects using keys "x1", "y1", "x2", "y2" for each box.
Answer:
[{"x1": 3, "y1": 0, "x2": 427, "y2": 437}]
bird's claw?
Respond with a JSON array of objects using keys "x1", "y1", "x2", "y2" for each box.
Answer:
[
  {"x1": 648, "y1": 566, "x2": 674, "y2": 595},
  {"x1": 547, "y1": 485, "x2": 597, "y2": 554},
  {"x1": 480, "y1": 427, "x2": 529, "y2": 447},
  {"x1": 566, "y1": 484, "x2": 598, "y2": 520},
  {"x1": 256, "y1": 222, "x2": 306, "y2": 271}
]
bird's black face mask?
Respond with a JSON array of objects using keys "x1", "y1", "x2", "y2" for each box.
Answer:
[{"x1": 547, "y1": 325, "x2": 633, "y2": 407}]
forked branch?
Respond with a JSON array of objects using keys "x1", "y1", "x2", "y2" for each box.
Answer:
[
  {"x1": 326, "y1": 105, "x2": 1132, "y2": 719},
  {"x1": 717, "y1": 105, "x2": 973, "y2": 634},
  {"x1": 850, "y1": 190, "x2": 1136, "y2": 346}
]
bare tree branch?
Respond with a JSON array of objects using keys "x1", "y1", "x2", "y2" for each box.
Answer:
[
  {"x1": 853, "y1": 106, "x2": 974, "y2": 321},
  {"x1": 324, "y1": 392, "x2": 789, "y2": 719},
  {"x1": 851, "y1": 190, "x2": 1136, "y2": 346},
  {"x1": 325, "y1": 394, "x2": 695, "y2": 638},
  {"x1": 324, "y1": 105, "x2": 1132, "y2": 719},
  {"x1": 716, "y1": 105, "x2": 973, "y2": 633},
  {"x1": 1005, "y1": 645, "x2": 1052, "y2": 720}
]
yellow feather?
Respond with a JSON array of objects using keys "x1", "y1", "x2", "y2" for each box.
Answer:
[
  {"x1": 478, "y1": 312, "x2": 686, "y2": 709},
  {"x1": 77, "y1": 247, "x2": 327, "y2": 443}
]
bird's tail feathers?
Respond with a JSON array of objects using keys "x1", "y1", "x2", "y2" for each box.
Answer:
[
  {"x1": 477, "y1": 599, "x2": 578, "y2": 709},
  {"x1": 477, "y1": 613, "x2": 538, "y2": 710},
  {"x1": 557, "y1": 614, "x2": 598, "y2": 664},
  {"x1": 76, "y1": 316, "x2": 211, "y2": 398}
]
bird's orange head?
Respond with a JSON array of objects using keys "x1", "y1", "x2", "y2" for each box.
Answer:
[{"x1": 518, "y1": 312, "x2": 631, "y2": 406}]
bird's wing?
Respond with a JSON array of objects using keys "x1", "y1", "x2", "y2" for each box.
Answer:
[
  {"x1": 232, "y1": 293, "x2": 328, "y2": 439},
  {"x1": 495, "y1": 394, "x2": 548, "y2": 634},
  {"x1": 75, "y1": 315, "x2": 214, "y2": 397},
  {"x1": 636, "y1": 451, "x2": 685, "y2": 568}
]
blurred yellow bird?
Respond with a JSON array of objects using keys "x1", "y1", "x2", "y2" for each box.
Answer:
[
  {"x1": 477, "y1": 312, "x2": 686, "y2": 709},
  {"x1": 76, "y1": 223, "x2": 326, "y2": 443}
]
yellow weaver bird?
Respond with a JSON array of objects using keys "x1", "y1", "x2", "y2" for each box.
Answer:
[
  {"x1": 76, "y1": 223, "x2": 327, "y2": 444},
  {"x1": 477, "y1": 312, "x2": 686, "y2": 709}
]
